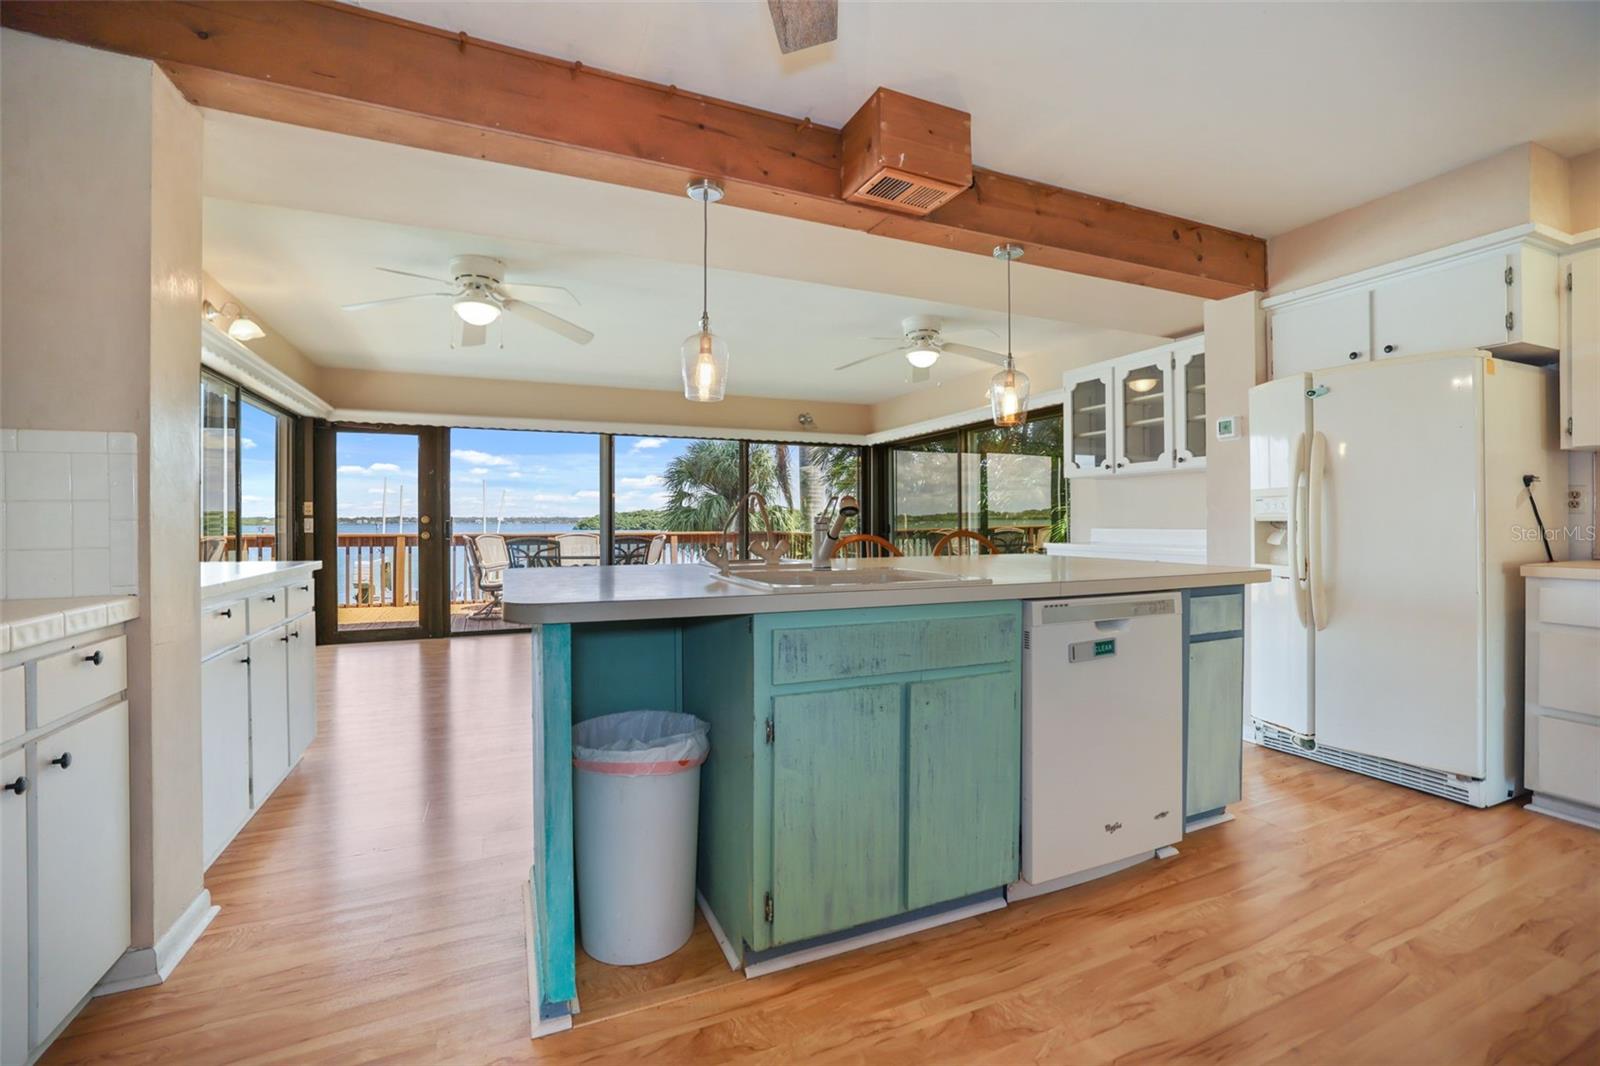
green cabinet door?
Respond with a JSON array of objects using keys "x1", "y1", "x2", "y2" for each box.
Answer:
[
  {"x1": 906, "y1": 673, "x2": 1021, "y2": 910},
  {"x1": 1186, "y1": 636, "x2": 1244, "y2": 817},
  {"x1": 770, "y1": 683, "x2": 904, "y2": 946}
]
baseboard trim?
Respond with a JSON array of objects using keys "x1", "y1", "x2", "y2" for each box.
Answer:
[
  {"x1": 94, "y1": 889, "x2": 218, "y2": 996},
  {"x1": 1184, "y1": 810, "x2": 1236, "y2": 832},
  {"x1": 697, "y1": 892, "x2": 741, "y2": 972},
  {"x1": 742, "y1": 894, "x2": 1006, "y2": 980},
  {"x1": 1007, "y1": 850, "x2": 1158, "y2": 902},
  {"x1": 1527, "y1": 793, "x2": 1600, "y2": 831}
]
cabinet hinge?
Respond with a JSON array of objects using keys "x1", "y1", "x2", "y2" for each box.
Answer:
[
  {"x1": 764, "y1": 892, "x2": 774, "y2": 923},
  {"x1": 1504, "y1": 265, "x2": 1514, "y2": 286},
  {"x1": 765, "y1": 717, "x2": 774, "y2": 745},
  {"x1": 1568, "y1": 271, "x2": 1575, "y2": 292},
  {"x1": 1568, "y1": 416, "x2": 1575, "y2": 436},
  {"x1": 1506, "y1": 311, "x2": 1515, "y2": 332}
]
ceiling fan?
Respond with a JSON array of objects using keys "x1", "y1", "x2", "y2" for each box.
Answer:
[
  {"x1": 341, "y1": 255, "x2": 594, "y2": 348},
  {"x1": 835, "y1": 315, "x2": 1007, "y2": 383}
]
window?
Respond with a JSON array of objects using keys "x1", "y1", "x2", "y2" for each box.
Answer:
[
  {"x1": 752, "y1": 442, "x2": 861, "y2": 558},
  {"x1": 613, "y1": 435, "x2": 735, "y2": 563},
  {"x1": 887, "y1": 410, "x2": 1066, "y2": 555},
  {"x1": 200, "y1": 373, "x2": 293, "y2": 562}
]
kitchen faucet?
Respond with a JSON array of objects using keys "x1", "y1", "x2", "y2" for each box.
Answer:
[
  {"x1": 812, "y1": 493, "x2": 860, "y2": 570},
  {"x1": 704, "y1": 492, "x2": 784, "y2": 574}
]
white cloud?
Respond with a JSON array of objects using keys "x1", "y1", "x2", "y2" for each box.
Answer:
[
  {"x1": 575, "y1": 490, "x2": 600, "y2": 499},
  {"x1": 617, "y1": 474, "x2": 663, "y2": 490},
  {"x1": 451, "y1": 448, "x2": 515, "y2": 467},
  {"x1": 240, "y1": 437, "x2": 257, "y2": 450},
  {"x1": 370, "y1": 462, "x2": 401, "y2": 473},
  {"x1": 631, "y1": 438, "x2": 666, "y2": 451},
  {"x1": 470, "y1": 467, "x2": 490, "y2": 476},
  {"x1": 337, "y1": 465, "x2": 365, "y2": 474}
]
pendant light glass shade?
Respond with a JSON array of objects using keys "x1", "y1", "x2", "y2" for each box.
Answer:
[
  {"x1": 681, "y1": 314, "x2": 729, "y2": 403},
  {"x1": 683, "y1": 178, "x2": 728, "y2": 402},
  {"x1": 989, "y1": 364, "x2": 1030, "y2": 427},
  {"x1": 990, "y1": 242, "x2": 1027, "y2": 427}
]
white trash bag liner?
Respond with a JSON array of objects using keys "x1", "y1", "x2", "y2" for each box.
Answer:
[{"x1": 573, "y1": 710, "x2": 709, "y2": 776}]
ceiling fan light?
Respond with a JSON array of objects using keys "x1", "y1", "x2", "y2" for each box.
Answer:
[
  {"x1": 989, "y1": 365, "x2": 1030, "y2": 428},
  {"x1": 681, "y1": 320, "x2": 729, "y2": 403},
  {"x1": 452, "y1": 294, "x2": 502, "y2": 326},
  {"x1": 905, "y1": 345, "x2": 940, "y2": 369},
  {"x1": 226, "y1": 315, "x2": 265, "y2": 342}
]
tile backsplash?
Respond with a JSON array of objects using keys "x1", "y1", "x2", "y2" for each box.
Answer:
[{"x1": 1, "y1": 428, "x2": 138, "y2": 599}]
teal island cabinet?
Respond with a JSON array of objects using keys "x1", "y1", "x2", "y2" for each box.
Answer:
[{"x1": 527, "y1": 599, "x2": 1023, "y2": 1024}]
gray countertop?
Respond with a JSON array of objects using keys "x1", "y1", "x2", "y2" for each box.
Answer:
[
  {"x1": 503, "y1": 555, "x2": 1266, "y2": 625},
  {"x1": 200, "y1": 560, "x2": 322, "y2": 600}
]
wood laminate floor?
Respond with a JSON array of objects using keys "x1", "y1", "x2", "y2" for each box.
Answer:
[{"x1": 45, "y1": 635, "x2": 1600, "y2": 1065}]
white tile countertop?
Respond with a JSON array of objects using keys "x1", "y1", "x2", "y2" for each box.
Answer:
[
  {"x1": 0, "y1": 594, "x2": 140, "y2": 654},
  {"x1": 200, "y1": 560, "x2": 322, "y2": 600},
  {"x1": 503, "y1": 555, "x2": 1267, "y2": 625},
  {"x1": 1521, "y1": 560, "x2": 1600, "y2": 580}
]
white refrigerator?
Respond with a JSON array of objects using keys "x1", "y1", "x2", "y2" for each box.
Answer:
[{"x1": 1247, "y1": 350, "x2": 1565, "y2": 806}]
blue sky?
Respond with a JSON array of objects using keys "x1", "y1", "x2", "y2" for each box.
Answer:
[
  {"x1": 239, "y1": 400, "x2": 279, "y2": 519},
  {"x1": 332, "y1": 428, "x2": 698, "y2": 519}
]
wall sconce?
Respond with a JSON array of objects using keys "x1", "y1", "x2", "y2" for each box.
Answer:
[{"x1": 203, "y1": 300, "x2": 266, "y2": 342}]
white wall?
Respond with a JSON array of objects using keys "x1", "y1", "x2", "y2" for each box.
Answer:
[
  {"x1": 1068, "y1": 473, "x2": 1207, "y2": 542},
  {"x1": 1, "y1": 29, "x2": 205, "y2": 953},
  {"x1": 1201, "y1": 293, "x2": 1265, "y2": 566}
]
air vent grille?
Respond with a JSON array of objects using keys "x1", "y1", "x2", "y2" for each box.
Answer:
[
  {"x1": 864, "y1": 175, "x2": 914, "y2": 202},
  {"x1": 1254, "y1": 721, "x2": 1473, "y2": 804},
  {"x1": 844, "y1": 166, "x2": 966, "y2": 216}
]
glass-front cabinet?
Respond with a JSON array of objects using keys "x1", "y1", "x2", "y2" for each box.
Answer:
[
  {"x1": 1064, "y1": 367, "x2": 1115, "y2": 477},
  {"x1": 1173, "y1": 344, "x2": 1207, "y2": 469},
  {"x1": 1112, "y1": 353, "x2": 1173, "y2": 474},
  {"x1": 1061, "y1": 336, "x2": 1205, "y2": 479}
]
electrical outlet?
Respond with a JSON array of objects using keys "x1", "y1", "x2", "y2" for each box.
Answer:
[{"x1": 1569, "y1": 487, "x2": 1589, "y2": 513}]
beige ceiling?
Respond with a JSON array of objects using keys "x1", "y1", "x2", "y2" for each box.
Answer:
[
  {"x1": 352, "y1": 0, "x2": 1600, "y2": 237},
  {"x1": 202, "y1": 112, "x2": 1194, "y2": 404}
]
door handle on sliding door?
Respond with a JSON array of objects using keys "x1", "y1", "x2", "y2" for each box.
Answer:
[{"x1": 1308, "y1": 431, "x2": 1330, "y2": 632}]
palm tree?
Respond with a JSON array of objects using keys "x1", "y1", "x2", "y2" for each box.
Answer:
[{"x1": 661, "y1": 440, "x2": 787, "y2": 532}]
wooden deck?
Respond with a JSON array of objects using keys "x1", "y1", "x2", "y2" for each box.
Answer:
[
  {"x1": 42, "y1": 635, "x2": 1600, "y2": 1064},
  {"x1": 337, "y1": 603, "x2": 524, "y2": 633}
]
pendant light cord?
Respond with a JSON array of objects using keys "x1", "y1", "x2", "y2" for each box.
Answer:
[
  {"x1": 701, "y1": 191, "x2": 709, "y2": 322},
  {"x1": 1005, "y1": 248, "x2": 1014, "y2": 370}
]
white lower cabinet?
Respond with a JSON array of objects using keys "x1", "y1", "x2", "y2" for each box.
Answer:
[
  {"x1": 247, "y1": 630, "x2": 291, "y2": 805},
  {"x1": 287, "y1": 614, "x2": 317, "y2": 764},
  {"x1": 34, "y1": 703, "x2": 131, "y2": 1042},
  {"x1": 201, "y1": 576, "x2": 317, "y2": 868},
  {"x1": 201, "y1": 652, "x2": 252, "y2": 864},
  {"x1": 2, "y1": 749, "x2": 27, "y2": 1066}
]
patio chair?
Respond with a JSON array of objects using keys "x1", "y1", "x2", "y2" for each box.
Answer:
[
  {"x1": 933, "y1": 529, "x2": 999, "y2": 556},
  {"x1": 611, "y1": 534, "x2": 654, "y2": 565},
  {"x1": 989, "y1": 527, "x2": 1030, "y2": 554},
  {"x1": 466, "y1": 533, "x2": 510, "y2": 618},
  {"x1": 829, "y1": 534, "x2": 903, "y2": 559},
  {"x1": 555, "y1": 531, "x2": 601, "y2": 566},
  {"x1": 645, "y1": 534, "x2": 667, "y2": 564},
  {"x1": 509, "y1": 538, "x2": 561, "y2": 568}
]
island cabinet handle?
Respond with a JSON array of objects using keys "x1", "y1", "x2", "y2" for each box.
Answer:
[
  {"x1": 219, "y1": 608, "x2": 233, "y2": 619},
  {"x1": 1382, "y1": 344, "x2": 1396, "y2": 354},
  {"x1": 290, "y1": 630, "x2": 302, "y2": 639},
  {"x1": 239, "y1": 656, "x2": 251, "y2": 665},
  {"x1": 50, "y1": 752, "x2": 72, "y2": 770},
  {"x1": 3, "y1": 777, "x2": 25, "y2": 796},
  {"x1": 264, "y1": 594, "x2": 277, "y2": 603},
  {"x1": 299, "y1": 585, "x2": 310, "y2": 592},
  {"x1": 83, "y1": 650, "x2": 104, "y2": 666}
]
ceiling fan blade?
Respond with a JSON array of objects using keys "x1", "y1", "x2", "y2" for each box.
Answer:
[
  {"x1": 341, "y1": 292, "x2": 452, "y2": 312},
  {"x1": 834, "y1": 345, "x2": 905, "y2": 372},
  {"x1": 500, "y1": 280, "x2": 579, "y2": 307},
  {"x1": 502, "y1": 298, "x2": 595, "y2": 345},
  {"x1": 940, "y1": 341, "x2": 1009, "y2": 367},
  {"x1": 767, "y1": 0, "x2": 838, "y2": 54},
  {"x1": 376, "y1": 266, "x2": 453, "y2": 285},
  {"x1": 456, "y1": 319, "x2": 487, "y2": 348}
]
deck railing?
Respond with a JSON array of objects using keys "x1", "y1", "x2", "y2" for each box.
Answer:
[{"x1": 209, "y1": 524, "x2": 1049, "y2": 612}]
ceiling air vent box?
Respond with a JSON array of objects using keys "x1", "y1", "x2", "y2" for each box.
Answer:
[{"x1": 841, "y1": 88, "x2": 972, "y2": 216}]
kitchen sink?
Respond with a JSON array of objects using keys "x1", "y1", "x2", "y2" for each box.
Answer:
[{"x1": 710, "y1": 565, "x2": 991, "y2": 591}]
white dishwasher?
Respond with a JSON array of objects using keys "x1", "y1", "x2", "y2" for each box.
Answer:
[{"x1": 1020, "y1": 592, "x2": 1184, "y2": 887}]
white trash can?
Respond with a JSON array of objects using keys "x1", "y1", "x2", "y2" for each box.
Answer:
[{"x1": 573, "y1": 710, "x2": 710, "y2": 966}]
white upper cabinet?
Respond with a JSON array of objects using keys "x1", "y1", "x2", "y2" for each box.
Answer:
[
  {"x1": 1269, "y1": 289, "x2": 1370, "y2": 377},
  {"x1": 1064, "y1": 337, "x2": 1203, "y2": 478},
  {"x1": 1268, "y1": 236, "x2": 1564, "y2": 381},
  {"x1": 1560, "y1": 245, "x2": 1600, "y2": 450},
  {"x1": 1173, "y1": 347, "x2": 1208, "y2": 470},
  {"x1": 1113, "y1": 349, "x2": 1174, "y2": 474},
  {"x1": 1065, "y1": 365, "x2": 1116, "y2": 477}
]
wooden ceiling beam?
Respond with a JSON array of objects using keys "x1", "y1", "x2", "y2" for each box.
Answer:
[{"x1": 1, "y1": 0, "x2": 1266, "y2": 298}]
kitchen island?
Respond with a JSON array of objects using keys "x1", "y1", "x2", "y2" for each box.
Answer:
[{"x1": 503, "y1": 554, "x2": 1265, "y2": 1035}]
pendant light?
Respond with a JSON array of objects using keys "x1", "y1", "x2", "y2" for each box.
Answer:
[
  {"x1": 989, "y1": 243, "x2": 1030, "y2": 427},
  {"x1": 681, "y1": 179, "x2": 729, "y2": 402}
]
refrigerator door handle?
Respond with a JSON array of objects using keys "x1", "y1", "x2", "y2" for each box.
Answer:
[
  {"x1": 1308, "y1": 431, "x2": 1330, "y2": 632},
  {"x1": 1290, "y1": 432, "x2": 1310, "y2": 627}
]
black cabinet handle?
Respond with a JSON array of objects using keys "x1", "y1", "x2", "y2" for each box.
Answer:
[
  {"x1": 264, "y1": 594, "x2": 277, "y2": 603},
  {"x1": 1383, "y1": 344, "x2": 1396, "y2": 354},
  {"x1": 219, "y1": 608, "x2": 233, "y2": 619},
  {"x1": 299, "y1": 585, "x2": 310, "y2": 592},
  {"x1": 83, "y1": 650, "x2": 104, "y2": 666},
  {"x1": 50, "y1": 753, "x2": 72, "y2": 770},
  {"x1": 3, "y1": 777, "x2": 25, "y2": 795},
  {"x1": 1348, "y1": 351, "x2": 1360, "y2": 361},
  {"x1": 239, "y1": 657, "x2": 251, "y2": 665},
  {"x1": 280, "y1": 635, "x2": 291, "y2": 643},
  {"x1": 1177, "y1": 455, "x2": 1188, "y2": 463},
  {"x1": 290, "y1": 630, "x2": 302, "y2": 639}
]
